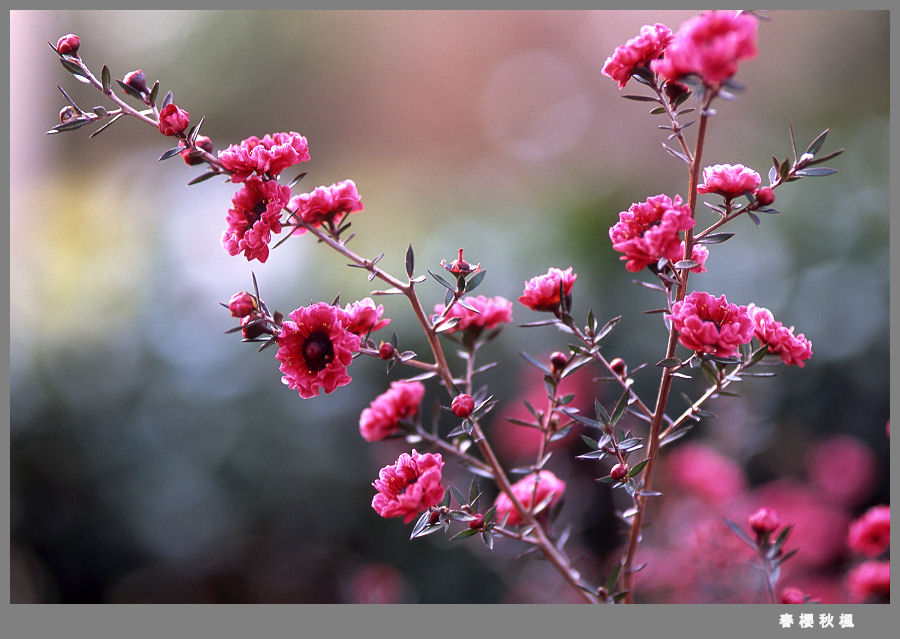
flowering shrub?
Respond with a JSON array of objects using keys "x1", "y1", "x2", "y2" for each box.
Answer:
[{"x1": 44, "y1": 11, "x2": 888, "y2": 606}]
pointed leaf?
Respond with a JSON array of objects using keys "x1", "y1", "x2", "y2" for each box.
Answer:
[
  {"x1": 187, "y1": 170, "x2": 218, "y2": 186},
  {"x1": 115, "y1": 78, "x2": 144, "y2": 100},
  {"x1": 609, "y1": 390, "x2": 630, "y2": 427},
  {"x1": 724, "y1": 517, "x2": 758, "y2": 551},
  {"x1": 520, "y1": 351, "x2": 552, "y2": 376},
  {"x1": 405, "y1": 244, "x2": 415, "y2": 278},
  {"x1": 101, "y1": 64, "x2": 111, "y2": 93},
  {"x1": 794, "y1": 167, "x2": 838, "y2": 177},
  {"x1": 148, "y1": 80, "x2": 160, "y2": 105},
  {"x1": 696, "y1": 232, "x2": 734, "y2": 245},
  {"x1": 427, "y1": 269, "x2": 455, "y2": 292},
  {"x1": 804, "y1": 128, "x2": 829, "y2": 156},
  {"x1": 161, "y1": 90, "x2": 174, "y2": 108},
  {"x1": 158, "y1": 146, "x2": 183, "y2": 161},
  {"x1": 465, "y1": 269, "x2": 486, "y2": 292}
]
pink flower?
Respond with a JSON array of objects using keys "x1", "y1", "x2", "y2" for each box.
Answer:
[
  {"x1": 748, "y1": 305, "x2": 812, "y2": 367},
  {"x1": 806, "y1": 436, "x2": 877, "y2": 506},
  {"x1": 847, "y1": 505, "x2": 890, "y2": 557},
  {"x1": 288, "y1": 179, "x2": 364, "y2": 234},
  {"x1": 602, "y1": 23, "x2": 674, "y2": 89},
  {"x1": 665, "y1": 442, "x2": 747, "y2": 503},
  {"x1": 218, "y1": 132, "x2": 310, "y2": 183},
  {"x1": 221, "y1": 176, "x2": 290, "y2": 263},
  {"x1": 359, "y1": 380, "x2": 426, "y2": 442},
  {"x1": 227, "y1": 291, "x2": 256, "y2": 318},
  {"x1": 780, "y1": 587, "x2": 809, "y2": 604},
  {"x1": 371, "y1": 450, "x2": 445, "y2": 524},
  {"x1": 158, "y1": 103, "x2": 190, "y2": 137},
  {"x1": 343, "y1": 298, "x2": 390, "y2": 336},
  {"x1": 846, "y1": 560, "x2": 890, "y2": 602},
  {"x1": 651, "y1": 10, "x2": 758, "y2": 88},
  {"x1": 748, "y1": 507, "x2": 780, "y2": 536},
  {"x1": 609, "y1": 194, "x2": 694, "y2": 272},
  {"x1": 697, "y1": 164, "x2": 761, "y2": 200},
  {"x1": 433, "y1": 295, "x2": 513, "y2": 334},
  {"x1": 275, "y1": 303, "x2": 361, "y2": 399},
  {"x1": 667, "y1": 291, "x2": 754, "y2": 358},
  {"x1": 347, "y1": 563, "x2": 407, "y2": 604},
  {"x1": 518, "y1": 267, "x2": 577, "y2": 312},
  {"x1": 493, "y1": 470, "x2": 566, "y2": 526},
  {"x1": 683, "y1": 241, "x2": 709, "y2": 273},
  {"x1": 451, "y1": 394, "x2": 475, "y2": 418},
  {"x1": 56, "y1": 34, "x2": 80, "y2": 56}
]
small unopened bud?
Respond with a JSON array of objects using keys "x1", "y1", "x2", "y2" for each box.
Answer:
[
  {"x1": 179, "y1": 135, "x2": 215, "y2": 166},
  {"x1": 610, "y1": 463, "x2": 628, "y2": 481},
  {"x1": 609, "y1": 357, "x2": 627, "y2": 377},
  {"x1": 549, "y1": 351, "x2": 569, "y2": 374},
  {"x1": 56, "y1": 34, "x2": 80, "y2": 56},
  {"x1": 428, "y1": 510, "x2": 441, "y2": 525},
  {"x1": 158, "y1": 103, "x2": 190, "y2": 137},
  {"x1": 467, "y1": 513, "x2": 485, "y2": 530},
  {"x1": 664, "y1": 80, "x2": 689, "y2": 104},
  {"x1": 378, "y1": 341, "x2": 395, "y2": 360},
  {"x1": 59, "y1": 105, "x2": 80, "y2": 123},
  {"x1": 122, "y1": 69, "x2": 148, "y2": 94},
  {"x1": 451, "y1": 394, "x2": 475, "y2": 418},
  {"x1": 748, "y1": 507, "x2": 780, "y2": 536},
  {"x1": 441, "y1": 248, "x2": 481, "y2": 277},
  {"x1": 755, "y1": 187, "x2": 775, "y2": 206},
  {"x1": 240, "y1": 314, "x2": 268, "y2": 340},
  {"x1": 228, "y1": 291, "x2": 256, "y2": 318}
]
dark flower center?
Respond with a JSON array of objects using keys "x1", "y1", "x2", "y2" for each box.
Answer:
[{"x1": 302, "y1": 331, "x2": 334, "y2": 371}]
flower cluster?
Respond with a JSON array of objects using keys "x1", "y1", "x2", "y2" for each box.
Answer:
[
  {"x1": 221, "y1": 176, "x2": 291, "y2": 263},
  {"x1": 493, "y1": 471, "x2": 566, "y2": 526},
  {"x1": 602, "y1": 23, "x2": 674, "y2": 89},
  {"x1": 651, "y1": 10, "x2": 758, "y2": 88},
  {"x1": 218, "y1": 131, "x2": 310, "y2": 183},
  {"x1": 432, "y1": 295, "x2": 513, "y2": 335},
  {"x1": 359, "y1": 381, "x2": 426, "y2": 442},
  {"x1": 608, "y1": 194, "x2": 703, "y2": 272},
  {"x1": 289, "y1": 179, "x2": 364, "y2": 234},
  {"x1": 748, "y1": 305, "x2": 813, "y2": 367},
  {"x1": 371, "y1": 450, "x2": 445, "y2": 524},
  {"x1": 275, "y1": 302, "x2": 361, "y2": 399},
  {"x1": 667, "y1": 291, "x2": 754, "y2": 358},
  {"x1": 518, "y1": 267, "x2": 577, "y2": 312}
]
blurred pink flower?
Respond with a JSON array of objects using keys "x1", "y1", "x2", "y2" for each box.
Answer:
[
  {"x1": 805, "y1": 435, "x2": 877, "y2": 506},
  {"x1": 748, "y1": 305, "x2": 813, "y2": 367},
  {"x1": 651, "y1": 10, "x2": 758, "y2": 88},
  {"x1": 667, "y1": 291, "x2": 754, "y2": 358},
  {"x1": 347, "y1": 563, "x2": 407, "y2": 604},
  {"x1": 371, "y1": 450, "x2": 444, "y2": 524},
  {"x1": 846, "y1": 560, "x2": 890, "y2": 602},
  {"x1": 780, "y1": 587, "x2": 810, "y2": 604},
  {"x1": 697, "y1": 164, "x2": 761, "y2": 199},
  {"x1": 432, "y1": 295, "x2": 513, "y2": 334},
  {"x1": 609, "y1": 194, "x2": 693, "y2": 272},
  {"x1": 359, "y1": 381, "x2": 426, "y2": 442},
  {"x1": 221, "y1": 176, "x2": 290, "y2": 263},
  {"x1": 494, "y1": 470, "x2": 566, "y2": 526},
  {"x1": 343, "y1": 298, "x2": 390, "y2": 336},
  {"x1": 518, "y1": 267, "x2": 577, "y2": 312},
  {"x1": 288, "y1": 179, "x2": 363, "y2": 233},
  {"x1": 275, "y1": 303, "x2": 360, "y2": 398},
  {"x1": 219, "y1": 131, "x2": 310, "y2": 183},
  {"x1": 602, "y1": 23, "x2": 674, "y2": 89},
  {"x1": 665, "y1": 442, "x2": 747, "y2": 503},
  {"x1": 748, "y1": 507, "x2": 780, "y2": 536},
  {"x1": 847, "y1": 505, "x2": 890, "y2": 557}
]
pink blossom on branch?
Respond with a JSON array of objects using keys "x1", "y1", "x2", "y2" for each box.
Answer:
[
  {"x1": 359, "y1": 380, "x2": 426, "y2": 442},
  {"x1": 748, "y1": 305, "x2": 813, "y2": 367},
  {"x1": 157, "y1": 103, "x2": 190, "y2": 137},
  {"x1": 664, "y1": 442, "x2": 747, "y2": 503},
  {"x1": 227, "y1": 291, "x2": 256, "y2": 318},
  {"x1": 846, "y1": 505, "x2": 890, "y2": 557},
  {"x1": 275, "y1": 302, "x2": 361, "y2": 399},
  {"x1": 343, "y1": 297, "x2": 390, "y2": 336},
  {"x1": 846, "y1": 560, "x2": 890, "y2": 602},
  {"x1": 218, "y1": 131, "x2": 310, "y2": 183},
  {"x1": 602, "y1": 23, "x2": 674, "y2": 89},
  {"x1": 609, "y1": 194, "x2": 694, "y2": 272},
  {"x1": 371, "y1": 450, "x2": 445, "y2": 524},
  {"x1": 494, "y1": 470, "x2": 566, "y2": 526},
  {"x1": 667, "y1": 291, "x2": 754, "y2": 358},
  {"x1": 288, "y1": 179, "x2": 364, "y2": 234},
  {"x1": 221, "y1": 176, "x2": 290, "y2": 263},
  {"x1": 518, "y1": 267, "x2": 577, "y2": 312},
  {"x1": 696, "y1": 163, "x2": 761, "y2": 200},
  {"x1": 56, "y1": 33, "x2": 81, "y2": 56},
  {"x1": 651, "y1": 10, "x2": 758, "y2": 88},
  {"x1": 432, "y1": 295, "x2": 513, "y2": 334}
]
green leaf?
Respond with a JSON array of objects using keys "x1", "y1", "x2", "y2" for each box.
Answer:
[
  {"x1": 622, "y1": 94, "x2": 659, "y2": 102},
  {"x1": 465, "y1": 269, "x2": 486, "y2": 293},
  {"x1": 747, "y1": 211, "x2": 761, "y2": 226},
  {"x1": 794, "y1": 167, "x2": 838, "y2": 177},
  {"x1": 187, "y1": 171, "x2": 218, "y2": 186},
  {"x1": 190, "y1": 115, "x2": 205, "y2": 144},
  {"x1": 427, "y1": 269, "x2": 455, "y2": 292},
  {"x1": 115, "y1": 78, "x2": 144, "y2": 100},
  {"x1": 696, "y1": 232, "x2": 734, "y2": 245},
  {"x1": 564, "y1": 410, "x2": 604, "y2": 431},
  {"x1": 88, "y1": 113, "x2": 124, "y2": 139},
  {"x1": 594, "y1": 398, "x2": 611, "y2": 424},
  {"x1": 468, "y1": 476, "x2": 479, "y2": 505},
  {"x1": 788, "y1": 122, "x2": 798, "y2": 162},
  {"x1": 410, "y1": 510, "x2": 433, "y2": 539},
  {"x1": 148, "y1": 80, "x2": 160, "y2": 105},
  {"x1": 520, "y1": 351, "x2": 552, "y2": 376},
  {"x1": 662, "y1": 144, "x2": 690, "y2": 165},
  {"x1": 449, "y1": 484, "x2": 467, "y2": 506},
  {"x1": 604, "y1": 563, "x2": 622, "y2": 591},
  {"x1": 673, "y1": 260, "x2": 699, "y2": 270},
  {"x1": 597, "y1": 315, "x2": 622, "y2": 340},
  {"x1": 161, "y1": 90, "x2": 174, "y2": 108},
  {"x1": 649, "y1": 106, "x2": 665, "y2": 115},
  {"x1": 101, "y1": 64, "x2": 111, "y2": 93},
  {"x1": 627, "y1": 459, "x2": 649, "y2": 478},
  {"x1": 449, "y1": 528, "x2": 481, "y2": 541},
  {"x1": 580, "y1": 435, "x2": 599, "y2": 449},
  {"x1": 656, "y1": 357, "x2": 682, "y2": 368},
  {"x1": 481, "y1": 530, "x2": 494, "y2": 550},
  {"x1": 805, "y1": 148, "x2": 844, "y2": 166},
  {"x1": 609, "y1": 390, "x2": 630, "y2": 427},
  {"x1": 405, "y1": 244, "x2": 415, "y2": 278},
  {"x1": 804, "y1": 128, "x2": 829, "y2": 156},
  {"x1": 46, "y1": 119, "x2": 92, "y2": 134},
  {"x1": 724, "y1": 517, "x2": 758, "y2": 551},
  {"x1": 158, "y1": 146, "x2": 183, "y2": 161}
]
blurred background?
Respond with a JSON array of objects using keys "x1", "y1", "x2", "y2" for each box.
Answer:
[{"x1": 10, "y1": 10, "x2": 889, "y2": 603}]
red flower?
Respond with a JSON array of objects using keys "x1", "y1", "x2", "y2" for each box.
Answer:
[
  {"x1": 218, "y1": 132, "x2": 310, "y2": 183},
  {"x1": 56, "y1": 34, "x2": 80, "y2": 56},
  {"x1": 432, "y1": 295, "x2": 513, "y2": 334},
  {"x1": 343, "y1": 297, "x2": 390, "y2": 336},
  {"x1": 518, "y1": 267, "x2": 577, "y2": 312},
  {"x1": 697, "y1": 164, "x2": 761, "y2": 200},
  {"x1": 275, "y1": 303, "x2": 361, "y2": 399},
  {"x1": 493, "y1": 471, "x2": 566, "y2": 526},
  {"x1": 157, "y1": 103, "x2": 190, "y2": 137},
  {"x1": 748, "y1": 305, "x2": 812, "y2": 367},
  {"x1": 227, "y1": 291, "x2": 256, "y2": 318},
  {"x1": 667, "y1": 291, "x2": 754, "y2": 358},
  {"x1": 371, "y1": 450, "x2": 445, "y2": 524},
  {"x1": 847, "y1": 505, "x2": 890, "y2": 557},
  {"x1": 748, "y1": 507, "x2": 780, "y2": 536},
  {"x1": 288, "y1": 179, "x2": 364, "y2": 234},
  {"x1": 602, "y1": 23, "x2": 674, "y2": 89},
  {"x1": 359, "y1": 381, "x2": 425, "y2": 442},
  {"x1": 846, "y1": 560, "x2": 890, "y2": 602},
  {"x1": 221, "y1": 176, "x2": 290, "y2": 263},
  {"x1": 609, "y1": 194, "x2": 694, "y2": 272},
  {"x1": 451, "y1": 394, "x2": 475, "y2": 418},
  {"x1": 651, "y1": 10, "x2": 758, "y2": 88}
]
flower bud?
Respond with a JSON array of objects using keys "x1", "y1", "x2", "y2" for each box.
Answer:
[
  {"x1": 59, "y1": 105, "x2": 80, "y2": 123},
  {"x1": 609, "y1": 357, "x2": 627, "y2": 377},
  {"x1": 56, "y1": 34, "x2": 80, "y2": 56},
  {"x1": 122, "y1": 69, "x2": 148, "y2": 94},
  {"x1": 378, "y1": 341, "x2": 395, "y2": 360},
  {"x1": 240, "y1": 314, "x2": 268, "y2": 340},
  {"x1": 664, "y1": 80, "x2": 689, "y2": 105},
  {"x1": 228, "y1": 291, "x2": 256, "y2": 318},
  {"x1": 467, "y1": 512, "x2": 485, "y2": 530},
  {"x1": 179, "y1": 135, "x2": 215, "y2": 166},
  {"x1": 610, "y1": 463, "x2": 628, "y2": 481},
  {"x1": 428, "y1": 510, "x2": 441, "y2": 525},
  {"x1": 780, "y1": 587, "x2": 807, "y2": 604},
  {"x1": 755, "y1": 187, "x2": 775, "y2": 206},
  {"x1": 441, "y1": 248, "x2": 481, "y2": 277},
  {"x1": 157, "y1": 103, "x2": 190, "y2": 137},
  {"x1": 748, "y1": 507, "x2": 780, "y2": 536},
  {"x1": 451, "y1": 394, "x2": 475, "y2": 418},
  {"x1": 549, "y1": 351, "x2": 569, "y2": 374}
]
